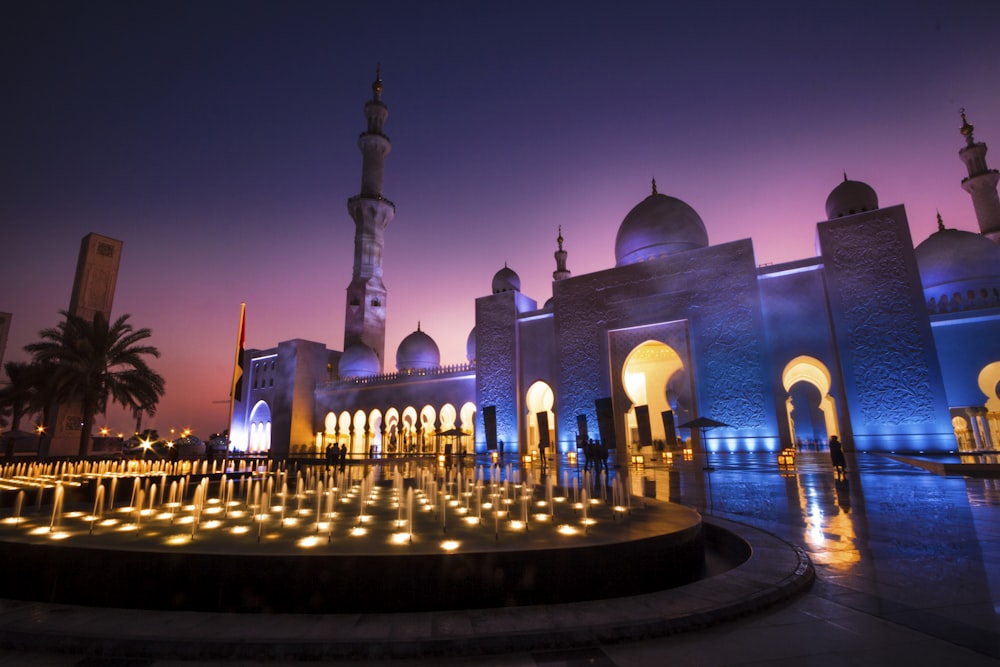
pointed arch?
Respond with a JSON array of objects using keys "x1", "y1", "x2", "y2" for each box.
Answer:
[
  {"x1": 621, "y1": 341, "x2": 684, "y2": 450},
  {"x1": 781, "y1": 356, "x2": 840, "y2": 445},
  {"x1": 247, "y1": 400, "x2": 272, "y2": 454}
]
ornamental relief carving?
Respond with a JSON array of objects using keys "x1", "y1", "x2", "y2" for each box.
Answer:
[{"x1": 825, "y1": 220, "x2": 935, "y2": 424}]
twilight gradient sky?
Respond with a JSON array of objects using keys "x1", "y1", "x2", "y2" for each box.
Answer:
[{"x1": 3, "y1": 1, "x2": 1000, "y2": 438}]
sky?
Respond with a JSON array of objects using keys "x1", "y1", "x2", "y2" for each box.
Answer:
[{"x1": 3, "y1": 0, "x2": 1000, "y2": 439}]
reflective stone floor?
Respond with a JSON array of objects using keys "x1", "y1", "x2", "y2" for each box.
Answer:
[{"x1": 4, "y1": 450, "x2": 999, "y2": 665}]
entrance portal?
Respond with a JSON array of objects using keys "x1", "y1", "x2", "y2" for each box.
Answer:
[
  {"x1": 621, "y1": 341, "x2": 684, "y2": 450},
  {"x1": 781, "y1": 356, "x2": 839, "y2": 447}
]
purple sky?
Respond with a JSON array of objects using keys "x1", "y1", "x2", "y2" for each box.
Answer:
[{"x1": 3, "y1": 1, "x2": 1000, "y2": 439}]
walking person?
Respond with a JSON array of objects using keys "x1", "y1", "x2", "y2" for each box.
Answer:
[{"x1": 829, "y1": 435, "x2": 847, "y2": 477}]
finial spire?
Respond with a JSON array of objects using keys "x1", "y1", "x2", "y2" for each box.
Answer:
[
  {"x1": 843, "y1": 171, "x2": 848, "y2": 182},
  {"x1": 960, "y1": 108, "x2": 975, "y2": 145},
  {"x1": 372, "y1": 63, "x2": 383, "y2": 101},
  {"x1": 417, "y1": 320, "x2": 421, "y2": 332},
  {"x1": 553, "y1": 225, "x2": 570, "y2": 281},
  {"x1": 936, "y1": 211, "x2": 945, "y2": 232},
  {"x1": 651, "y1": 178, "x2": 658, "y2": 195}
]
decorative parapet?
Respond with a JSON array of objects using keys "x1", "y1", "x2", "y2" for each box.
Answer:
[
  {"x1": 321, "y1": 361, "x2": 476, "y2": 388},
  {"x1": 927, "y1": 287, "x2": 1000, "y2": 314}
]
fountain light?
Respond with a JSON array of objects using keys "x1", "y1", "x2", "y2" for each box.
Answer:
[
  {"x1": 349, "y1": 526, "x2": 367, "y2": 537},
  {"x1": 462, "y1": 516, "x2": 478, "y2": 525},
  {"x1": 298, "y1": 536, "x2": 322, "y2": 548},
  {"x1": 509, "y1": 520, "x2": 525, "y2": 530},
  {"x1": 440, "y1": 540, "x2": 460, "y2": 551},
  {"x1": 231, "y1": 526, "x2": 249, "y2": 535},
  {"x1": 533, "y1": 513, "x2": 550, "y2": 522},
  {"x1": 390, "y1": 532, "x2": 411, "y2": 544},
  {"x1": 557, "y1": 524, "x2": 578, "y2": 535},
  {"x1": 201, "y1": 520, "x2": 222, "y2": 530}
]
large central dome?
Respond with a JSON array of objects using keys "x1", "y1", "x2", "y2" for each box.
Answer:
[{"x1": 615, "y1": 181, "x2": 708, "y2": 266}]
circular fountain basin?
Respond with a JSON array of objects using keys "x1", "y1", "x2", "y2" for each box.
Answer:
[{"x1": 0, "y1": 493, "x2": 702, "y2": 613}]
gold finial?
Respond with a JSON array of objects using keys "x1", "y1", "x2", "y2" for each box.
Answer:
[
  {"x1": 651, "y1": 178, "x2": 658, "y2": 195},
  {"x1": 843, "y1": 171, "x2": 848, "y2": 182},
  {"x1": 417, "y1": 320, "x2": 421, "y2": 332},
  {"x1": 936, "y1": 211, "x2": 945, "y2": 232},
  {"x1": 372, "y1": 63, "x2": 383, "y2": 100},
  {"x1": 557, "y1": 225, "x2": 564, "y2": 250},
  {"x1": 960, "y1": 108, "x2": 974, "y2": 143}
]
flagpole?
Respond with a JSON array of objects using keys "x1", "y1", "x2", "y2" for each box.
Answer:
[{"x1": 226, "y1": 302, "x2": 246, "y2": 468}]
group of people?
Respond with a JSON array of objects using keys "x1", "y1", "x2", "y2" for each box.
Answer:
[
  {"x1": 324, "y1": 443, "x2": 349, "y2": 471},
  {"x1": 582, "y1": 438, "x2": 610, "y2": 473}
]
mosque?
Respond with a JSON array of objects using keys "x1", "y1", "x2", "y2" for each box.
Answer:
[{"x1": 229, "y1": 72, "x2": 1000, "y2": 462}]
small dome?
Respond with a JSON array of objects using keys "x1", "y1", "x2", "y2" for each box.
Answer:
[
  {"x1": 338, "y1": 343, "x2": 380, "y2": 378},
  {"x1": 825, "y1": 177, "x2": 879, "y2": 220},
  {"x1": 915, "y1": 226, "x2": 1000, "y2": 296},
  {"x1": 396, "y1": 325, "x2": 440, "y2": 371},
  {"x1": 492, "y1": 264, "x2": 521, "y2": 293},
  {"x1": 466, "y1": 327, "x2": 476, "y2": 363},
  {"x1": 615, "y1": 186, "x2": 708, "y2": 266}
]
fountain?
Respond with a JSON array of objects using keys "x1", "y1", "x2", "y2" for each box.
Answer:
[{"x1": 0, "y1": 456, "x2": 709, "y2": 614}]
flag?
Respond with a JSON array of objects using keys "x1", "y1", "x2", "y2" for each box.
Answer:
[{"x1": 231, "y1": 302, "x2": 246, "y2": 400}]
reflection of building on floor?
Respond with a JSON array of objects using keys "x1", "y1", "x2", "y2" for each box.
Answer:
[{"x1": 230, "y1": 74, "x2": 1000, "y2": 461}]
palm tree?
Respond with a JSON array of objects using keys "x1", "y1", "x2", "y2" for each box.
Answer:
[
  {"x1": 26, "y1": 311, "x2": 166, "y2": 458},
  {"x1": 0, "y1": 361, "x2": 42, "y2": 432}
]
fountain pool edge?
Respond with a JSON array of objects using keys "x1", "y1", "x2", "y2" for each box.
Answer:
[{"x1": 0, "y1": 515, "x2": 813, "y2": 659}]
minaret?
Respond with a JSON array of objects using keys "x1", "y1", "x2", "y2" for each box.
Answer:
[
  {"x1": 344, "y1": 66, "x2": 395, "y2": 367},
  {"x1": 958, "y1": 109, "x2": 1000, "y2": 243},
  {"x1": 553, "y1": 226, "x2": 571, "y2": 281}
]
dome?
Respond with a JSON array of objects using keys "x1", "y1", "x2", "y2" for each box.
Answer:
[
  {"x1": 614, "y1": 185, "x2": 708, "y2": 266},
  {"x1": 915, "y1": 226, "x2": 1000, "y2": 296},
  {"x1": 396, "y1": 325, "x2": 440, "y2": 371},
  {"x1": 466, "y1": 327, "x2": 476, "y2": 363},
  {"x1": 825, "y1": 176, "x2": 879, "y2": 220},
  {"x1": 338, "y1": 343, "x2": 380, "y2": 378},
  {"x1": 492, "y1": 264, "x2": 521, "y2": 293}
]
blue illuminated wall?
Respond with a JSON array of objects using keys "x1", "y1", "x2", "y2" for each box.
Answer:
[
  {"x1": 758, "y1": 258, "x2": 844, "y2": 446},
  {"x1": 553, "y1": 238, "x2": 778, "y2": 457},
  {"x1": 930, "y1": 314, "x2": 1000, "y2": 408},
  {"x1": 818, "y1": 207, "x2": 955, "y2": 450},
  {"x1": 475, "y1": 290, "x2": 537, "y2": 453}
]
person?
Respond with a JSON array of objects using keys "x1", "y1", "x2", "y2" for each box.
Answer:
[
  {"x1": 829, "y1": 435, "x2": 847, "y2": 477},
  {"x1": 339, "y1": 443, "x2": 348, "y2": 473}
]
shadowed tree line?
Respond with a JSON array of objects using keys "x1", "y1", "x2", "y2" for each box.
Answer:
[{"x1": 0, "y1": 311, "x2": 165, "y2": 458}]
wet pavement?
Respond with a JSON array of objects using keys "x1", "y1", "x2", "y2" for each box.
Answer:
[{"x1": 2, "y1": 450, "x2": 999, "y2": 665}]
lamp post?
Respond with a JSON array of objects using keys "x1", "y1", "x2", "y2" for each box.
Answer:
[{"x1": 35, "y1": 424, "x2": 45, "y2": 454}]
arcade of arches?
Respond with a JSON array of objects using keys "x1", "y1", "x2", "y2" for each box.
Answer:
[{"x1": 307, "y1": 402, "x2": 478, "y2": 457}]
